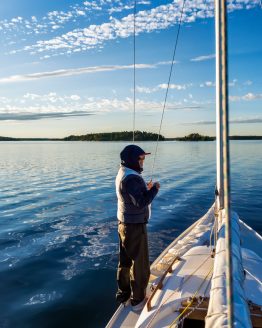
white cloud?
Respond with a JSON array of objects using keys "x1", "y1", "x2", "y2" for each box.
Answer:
[
  {"x1": 0, "y1": 63, "x2": 155, "y2": 84},
  {"x1": 0, "y1": 92, "x2": 199, "y2": 121},
  {"x1": 190, "y1": 54, "x2": 215, "y2": 62},
  {"x1": 136, "y1": 86, "x2": 155, "y2": 94},
  {"x1": 0, "y1": 59, "x2": 178, "y2": 85},
  {"x1": 0, "y1": 96, "x2": 10, "y2": 104},
  {"x1": 0, "y1": 2, "x2": 101, "y2": 40},
  {"x1": 1, "y1": 0, "x2": 148, "y2": 42},
  {"x1": 107, "y1": 0, "x2": 150, "y2": 14},
  {"x1": 229, "y1": 93, "x2": 262, "y2": 101},
  {"x1": 159, "y1": 83, "x2": 187, "y2": 90},
  {"x1": 229, "y1": 79, "x2": 237, "y2": 87},
  {"x1": 199, "y1": 79, "x2": 244, "y2": 88},
  {"x1": 136, "y1": 82, "x2": 191, "y2": 94},
  {"x1": 15, "y1": 0, "x2": 259, "y2": 57},
  {"x1": 108, "y1": 5, "x2": 133, "y2": 14},
  {"x1": 243, "y1": 93, "x2": 262, "y2": 101},
  {"x1": 22, "y1": 92, "x2": 82, "y2": 104},
  {"x1": 0, "y1": 111, "x2": 94, "y2": 121},
  {"x1": 168, "y1": 105, "x2": 202, "y2": 111},
  {"x1": 138, "y1": 1, "x2": 151, "y2": 4},
  {"x1": 76, "y1": 10, "x2": 86, "y2": 16},
  {"x1": 70, "y1": 95, "x2": 81, "y2": 101},
  {"x1": 156, "y1": 60, "x2": 179, "y2": 65},
  {"x1": 243, "y1": 80, "x2": 253, "y2": 86},
  {"x1": 200, "y1": 81, "x2": 215, "y2": 87},
  {"x1": 186, "y1": 116, "x2": 262, "y2": 125},
  {"x1": 83, "y1": 97, "x2": 204, "y2": 113},
  {"x1": 0, "y1": 92, "x2": 93, "y2": 121}
]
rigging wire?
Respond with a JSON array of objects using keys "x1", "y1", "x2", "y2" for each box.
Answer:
[
  {"x1": 133, "y1": 0, "x2": 137, "y2": 142},
  {"x1": 150, "y1": 0, "x2": 186, "y2": 178}
]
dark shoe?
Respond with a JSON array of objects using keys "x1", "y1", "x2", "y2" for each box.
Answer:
[
  {"x1": 116, "y1": 293, "x2": 130, "y2": 306},
  {"x1": 131, "y1": 298, "x2": 147, "y2": 311}
]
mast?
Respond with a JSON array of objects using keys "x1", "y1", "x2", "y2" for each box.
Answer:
[
  {"x1": 215, "y1": 0, "x2": 234, "y2": 327},
  {"x1": 215, "y1": 0, "x2": 223, "y2": 210}
]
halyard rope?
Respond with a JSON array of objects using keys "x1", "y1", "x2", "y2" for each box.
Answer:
[{"x1": 150, "y1": 0, "x2": 186, "y2": 178}]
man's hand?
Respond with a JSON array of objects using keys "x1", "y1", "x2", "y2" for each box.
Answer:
[
  {"x1": 154, "y1": 182, "x2": 160, "y2": 190},
  {"x1": 147, "y1": 180, "x2": 153, "y2": 190},
  {"x1": 147, "y1": 180, "x2": 160, "y2": 190}
]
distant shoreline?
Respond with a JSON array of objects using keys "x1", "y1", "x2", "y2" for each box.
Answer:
[
  {"x1": 1, "y1": 132, "x2": 262, "y2": 142},
  {"x1": 166, "y1": 136, "x2": 262, "y2": 141}
]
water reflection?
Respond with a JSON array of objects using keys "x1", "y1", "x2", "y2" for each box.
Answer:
[{"x1": 0, "y1": 141, "x2": 261, "y2": 327}]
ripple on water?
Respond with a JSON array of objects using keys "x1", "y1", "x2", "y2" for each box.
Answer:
[{"x1": 24, "y1": 291, "x2": 63, "y2": 306}]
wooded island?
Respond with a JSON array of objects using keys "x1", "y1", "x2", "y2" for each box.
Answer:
[{"x1": 1, "y1": 132, "x2": 262, "y2": 142}]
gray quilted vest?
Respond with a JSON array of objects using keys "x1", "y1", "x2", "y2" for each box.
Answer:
[{"x1": 116, "y1": 165, "x2": 151, "y2": 223}]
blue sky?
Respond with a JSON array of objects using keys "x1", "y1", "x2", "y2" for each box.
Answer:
[{"x1": 0, "y1": 0, "x2": 261, "y2": 138}]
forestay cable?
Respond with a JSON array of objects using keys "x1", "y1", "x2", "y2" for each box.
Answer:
[{"x1": 151, "y1": 0, "x2": 186, "y2": 178}]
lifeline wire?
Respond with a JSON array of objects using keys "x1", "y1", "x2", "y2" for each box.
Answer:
[
  {"x1": 150, "y1": 0, "x2": 186, "y2": 178},
  {"x1": 133, "y1": 0, "x2": 137, "y2": 142}
]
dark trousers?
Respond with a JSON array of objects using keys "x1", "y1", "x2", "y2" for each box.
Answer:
[{"x1": 116, "y1": 223, "x2": 150, "y2": 304}]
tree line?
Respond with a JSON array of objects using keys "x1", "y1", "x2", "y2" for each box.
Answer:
[{"x1": 63, "y1": 131, "x2": 165, "y2": 141}]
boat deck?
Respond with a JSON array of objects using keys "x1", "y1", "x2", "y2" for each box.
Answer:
[{"x1": 106, "y1": 207, "x2": 262, "y2": 328}]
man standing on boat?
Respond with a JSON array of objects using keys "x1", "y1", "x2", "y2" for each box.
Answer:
[{"x1": 116, "y1": 144, "x2": 160, "y2": 310}]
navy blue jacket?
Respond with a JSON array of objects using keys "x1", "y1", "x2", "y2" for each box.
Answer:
[{"x1": 116, "y1": 145, "x2": 158, "y2": 223}]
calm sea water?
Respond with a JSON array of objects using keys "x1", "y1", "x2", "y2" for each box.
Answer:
[{"x1": 0, "y1": 141, "x2": 261, "y2": 328}]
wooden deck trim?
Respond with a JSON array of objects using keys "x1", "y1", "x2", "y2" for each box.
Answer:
[{"x1": 146, "y1": 256, "x2": 180, "y2": 311}]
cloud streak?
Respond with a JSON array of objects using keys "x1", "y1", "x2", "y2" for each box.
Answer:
[
  {"x1": 0, "y1": 111, "x2": 94, "y2": 121},
  {"x1": 190, "y1": 54, "x2": 215, "y2": 62},
  {"x1": 0, "y1": 60, "x2": 177, "y2": 84},
  {"x1": 184, "y1": 117, "x2": 262, "y2": 125},
  {"x1": 0, "y1": 63, "x2": 155, "y2": 84}
]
